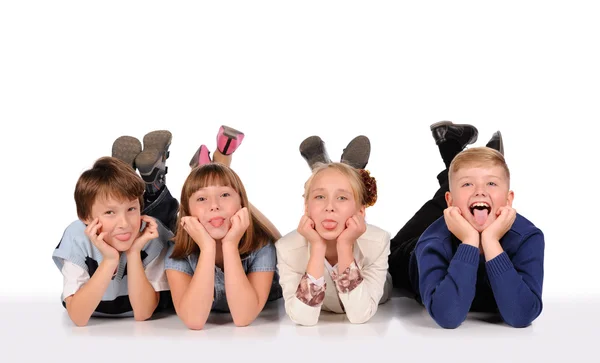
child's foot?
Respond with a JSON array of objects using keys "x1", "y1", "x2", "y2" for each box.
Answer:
[
  {"x1": 111, "y1": 136, "x2": 142, "y2": 170},
  {"x1": 217, "y1": 125, "x2": 245, "y2": 155},
  {"x1": 430, "y1": 121, "x2": 478, "y2": 168},
  {"x1": 189, "y1": 144, "x2": 212, "y2": 169},
  {"x1": 430, "y1": 121, "x2": 478, "y2": 147},
  {"x1": 300, "y1": 136, "x2": 331, "y2": 170},
  {"x1": 486, "y1": 131, "x2": 504, "y2": 155},
  {"x1": 341, "y1": 135, "x2": 370, "y2": 169},
  {"x1": 135, "y1": 130, "x2": 172, "y2": 195}
]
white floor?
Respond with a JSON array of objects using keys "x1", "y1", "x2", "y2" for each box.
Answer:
[{"x1": 2, "y1": 293, "x2": 597, "y2": 363}]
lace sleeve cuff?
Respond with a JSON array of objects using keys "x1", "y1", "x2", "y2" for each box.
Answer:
[
  {"x1": 331, "y1": 260, "x2": 364, "y2": 293},
  {"x1": 295, "y1": 273, "x2": 326, "y2": 307}
]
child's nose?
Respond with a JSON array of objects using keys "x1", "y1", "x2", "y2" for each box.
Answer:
[{"x1": 117, "y1": 214, "x2": 129, "y2": 227}]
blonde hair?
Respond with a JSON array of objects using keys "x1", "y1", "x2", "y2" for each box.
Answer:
[
  {"x1": 74, "y1": 157, "x2": 144, "y2": 221},
  {"x1": 170, "y1": 163, "x2": 277, "y2": 259},
  {"x1": 303, "y1": 162, "x2": 377, "y2": 207},
  {"x1": 449, "y1": 147, "x2": 510, "y2": 186}
]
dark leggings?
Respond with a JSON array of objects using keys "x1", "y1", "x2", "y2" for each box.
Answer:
[
  {"x1": 143, "y1": 186, "x2": 179, "y2": 233},
  {"x1": 388, "y1": 169, "x2": 449, "y2": 293}
]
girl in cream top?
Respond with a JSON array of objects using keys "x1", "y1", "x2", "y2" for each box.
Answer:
[{"x1": 276, "y1": 161, "x2": 392, "y2": 326}]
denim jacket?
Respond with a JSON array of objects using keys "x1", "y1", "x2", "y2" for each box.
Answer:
[{"x1": 165, "y1": 241, "x2": 282, "y2": 312}]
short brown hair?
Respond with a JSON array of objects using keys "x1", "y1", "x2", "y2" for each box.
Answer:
[
  {"x1": 449, "y1": 147, "x2": 511, "y2": 186},
  {"x1": 74, "y1": 157, "x2": 145, "y2": 221},
  {"x1": 170, "y1": 163, "x2": 277, "y2": 259},
  {"x1": 303, "y1": 162, "x2": 377, "y2": 208}
]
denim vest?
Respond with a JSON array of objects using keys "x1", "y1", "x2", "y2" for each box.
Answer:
[{"x1": 165, "y1": 241, "x2": 282, "y2": 312}]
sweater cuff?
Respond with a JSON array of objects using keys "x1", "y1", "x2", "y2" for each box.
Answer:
[
  {"x1": 453, "y1": 244, "x2": 480, "y2": 265},
  {"x1": 486, "y1": 252, "x2": 513, "y2": 277}
]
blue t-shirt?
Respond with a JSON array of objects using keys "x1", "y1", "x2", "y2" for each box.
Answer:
[{"x1": 164, "y1": 242, "x2": 282, "y2": 312}]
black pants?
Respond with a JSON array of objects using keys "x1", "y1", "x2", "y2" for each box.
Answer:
[
  {"x1": 143, "y1": 186, "x2": 179, "y2": 233},
  {"x1": 142, "y1": 186, "x2": 179, "y2": 311},
  {"x1": 388, "y1": 169, "x2": 449, "y2": 293}
]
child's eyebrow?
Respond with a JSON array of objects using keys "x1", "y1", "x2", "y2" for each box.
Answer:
[{"x1": 311, "y1": 188, "x2": 352, "y2": 194}]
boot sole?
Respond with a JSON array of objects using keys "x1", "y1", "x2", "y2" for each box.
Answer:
[
  {"x1": 112, "y1": 136, "x2": 142, "y2": 169},
  {"x1": 300, "y1": 136, "x2": 331, "y2": 168},
  {"x1": 341, "y1": 135, "x2": 371, "y2": 169},
  {"x1": 136, "y1": 130, "x2": 172, "y2": 176}
]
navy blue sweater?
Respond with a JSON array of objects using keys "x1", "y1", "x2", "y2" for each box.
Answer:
[{"x1": 408, "y1": 213, "x2": 544, "y2": 329}]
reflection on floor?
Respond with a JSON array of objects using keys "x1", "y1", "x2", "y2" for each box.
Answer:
[{"x1": 1, "y1": 293, "x2": 596, "y2": 363}]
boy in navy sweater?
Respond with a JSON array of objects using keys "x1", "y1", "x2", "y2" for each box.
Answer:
[{"x1": 388, "y1": 121, "x2": 544, "y2": 329}]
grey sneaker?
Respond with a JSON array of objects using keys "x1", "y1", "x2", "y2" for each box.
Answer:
[
  {"x1": 300, "y1": 136, "x2": 331, "y2": 170},
  {"x1": 341, "y1": 135, "x2": 370, "y2": 169},
  {"x1": 111, "y1": 136, "x2": 142, "y2": 169}
]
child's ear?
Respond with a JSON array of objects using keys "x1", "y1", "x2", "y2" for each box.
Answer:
[
  {"x1": 506, "y1": 190, "x2": 515, "y2": 207},
  {"x1": 358, "y1": 206, "x2": 366, "y2": 217},
  {"x1": 445, "y1": 191, "x2": 453, "y2": 207}
]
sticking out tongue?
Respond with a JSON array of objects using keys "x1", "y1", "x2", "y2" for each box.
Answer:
[
  {"x1": 114, "y1": 233, "x2": 131, "y2": 242},
  {"x1": 473, "y1": 209, "x2": 489, "y2": 226},
  {"x1": 210, "y1": 218, "x2": 224, "y2": 228},
  {"x1": 322, "y1": 221, "x2": 338, "y2": 230}
]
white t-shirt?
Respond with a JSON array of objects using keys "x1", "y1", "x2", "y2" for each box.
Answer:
[{"x1": 60, "y1": 247, "x2": 169, "y2": 301}]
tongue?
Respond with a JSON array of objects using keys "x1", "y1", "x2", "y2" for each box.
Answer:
[
  {"x1": 210, "y1": 219, "x2": 224, "y2": 227},
  {"x1": 322, "y1": 221, "x2": 338, "y2": 230},
  {"x1": 474, "y1": 209, "x2": 489, "y2": 226},
  {"x1": 115, "y1": 233, "x2": 131, "y2": 241}
]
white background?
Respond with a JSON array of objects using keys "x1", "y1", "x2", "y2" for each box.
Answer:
[{"x1": 2, "y1": 0, "x2": 599, "y2": 303}]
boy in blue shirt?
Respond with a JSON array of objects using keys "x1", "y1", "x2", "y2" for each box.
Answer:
[
  {"x1": 52, "y1": 131, "x2": 178, "y2": 326},
  {"x1": 388, "y1": 121, "x2": 544, "y2": 328}
]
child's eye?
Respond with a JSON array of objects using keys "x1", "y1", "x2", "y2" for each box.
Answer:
[
  {"x1": 128, "y1": 207, "x2": 137, "y2": 212},
  {"x1": 461, "y1": 183, "x2": 472, "y2": 187},
  {"x1": 221, "y1": 192, "x2": 230, "y2": 197},
  {"x1": 315, "y1": 195, "x2": 325, "y2": 200},
  {"x1": 197, "y1": 197, "x2": 206, "y2": 202},
  {"x1": 338, "y1": 196, "x2": 348, "y2": 201},
  {"x1": 487, "y1": 182, "x2": 497, "y2": 186},
  {"x1": 105, "y1": 211, "x2": 114, "y2": 215}
]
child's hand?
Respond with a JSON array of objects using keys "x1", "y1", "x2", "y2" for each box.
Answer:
[
  {"x1": 481, "y1": 206, "x2": 517, "y2": 242},
  {"x1": 84, "y1": 218, "x2": 119, "y2": 263},
  {"x1": 443, "y1": 206, "x2": 480, "y2": 248},
  {"x1": 222, "y1": 207, "x2": 250, "y2": 249},
  {"x1": 337, "y1": 214, "x2": 366, "y2": 247},
  {"x1": 297, "y1": 214, "x2": 326, "y2": 248},
  {"x1": 181, "y1": 216, "x2": 216, "y2": 251},
  {"x1": 129, "y1": 216, "x2": 158, "y2": 254}
]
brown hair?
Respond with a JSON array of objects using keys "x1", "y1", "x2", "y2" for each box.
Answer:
[
  {"x1": 170, "y1": 163, "x2": 277, "y2": 259},
  {"x1": 74, "y1": 157, "x2": 145, "y2": 221},
  {"x1": 303, "y1": 162, "x2": 377, "y2": 208},
  {"x1": 449, "y1": 147, "x2": 511, "y2": 186}
]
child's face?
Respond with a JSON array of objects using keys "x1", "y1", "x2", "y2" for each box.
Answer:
[
  {"x1": 86, "y1": 197, "x2": 142, "y2": 251},
  {"x1": 305, "y1": 169, "x2": 364, "y2": 242},
  {"x1": 446, "y1": 165, "x2": 514, "y2": 233},
  {"x1": 188, "y1": 185, "x2": 242, "y2": 241}
]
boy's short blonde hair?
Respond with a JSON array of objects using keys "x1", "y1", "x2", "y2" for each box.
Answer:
[
  {"x1": 74, "y1": 157, "x2": 145, "y2": 221},
  {"x1": 449, "y1": 147, "x2": 511, "y2": 185}
]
